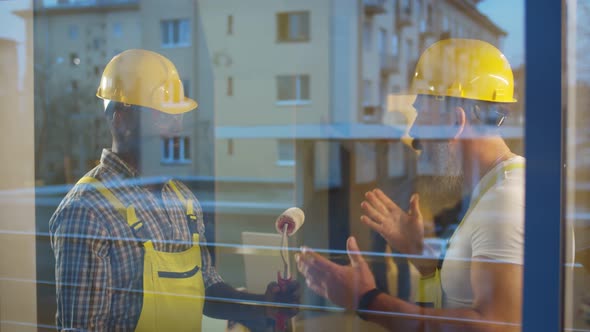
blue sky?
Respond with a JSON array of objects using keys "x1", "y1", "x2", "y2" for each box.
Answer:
[{"x1": 477, "y1": 0, "x2": 525, "y2": 68}]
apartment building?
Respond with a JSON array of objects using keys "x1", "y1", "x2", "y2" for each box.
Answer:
[{"x1": 201, "y1": 0, "x2": 506, "y2": 180}]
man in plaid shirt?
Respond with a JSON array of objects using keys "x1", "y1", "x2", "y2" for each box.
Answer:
[{"x1": 50, "y1": 50, "x2": 299, "y2": 331}]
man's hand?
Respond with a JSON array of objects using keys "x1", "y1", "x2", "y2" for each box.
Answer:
[
  {"x1": 361, "y1": 189, "x2": 424, "y2": 256},
  {"x1": 295, "y1": 237, "x2": 376, "y2": 310},
  {"x1": 263, "y1": 279, "x2": 301, "y2": 319}
]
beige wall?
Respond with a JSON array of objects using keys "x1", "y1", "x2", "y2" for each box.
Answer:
[
  {"x1": 199, "y1": 0, "x2": 332, "y2": 180},
  {"x1": 0, "y1": 4, "x2": 37, "y2": 331}
]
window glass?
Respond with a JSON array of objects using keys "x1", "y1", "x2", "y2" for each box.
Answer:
[
  {"x1": 564, "y1": 1, "x2": 590, "y2": 330},
  {"x1": 0, "y1": 1, "x2": 550, "y2": 331},
  {"x1": 277, "y1": 12, "x2": 310, "y2": 42}
]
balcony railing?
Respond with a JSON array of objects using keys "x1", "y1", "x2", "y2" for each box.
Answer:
[
  {"x1": 364, "y1": 0, "x2": 386, "y2": 16},
  {"x1": 380, "y1": 53, "x2": 399, "y2": 75},
  {"x1": 44, "y1": 0, "x2": 139, "y2": 9}
]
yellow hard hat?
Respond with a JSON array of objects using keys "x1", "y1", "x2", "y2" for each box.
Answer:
[
  {"x1": 410, "y1": 39, "x2": 516, "y2": 103},
  {"x1": 96, "y1": 49, "x2": 197, "y2": 114}
]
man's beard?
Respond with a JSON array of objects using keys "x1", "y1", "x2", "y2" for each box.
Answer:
[{"x1": 415, "y1": 141, "x2": 465, "y2": 214}]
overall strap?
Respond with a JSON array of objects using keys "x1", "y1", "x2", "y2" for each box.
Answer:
[
  {"x1": 77, "y1": 176, "x2": 143, "y2": 233},
  {"x1": 168, "y1": 180, "x2": 199, "y2": 232}
]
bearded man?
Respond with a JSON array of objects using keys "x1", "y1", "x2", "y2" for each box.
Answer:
[{"x1": 295, "y1": 39, "x2": 525, "y2": 332}]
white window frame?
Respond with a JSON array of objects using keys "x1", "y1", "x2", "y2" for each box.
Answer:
[
  {"x1": 161, "y1": 136, "x2": 191, "y2": 164},
  {"x1": 276, "y1": 75, "x2": 311, "y2": 106},
  {"x1": 277, "y1": 140, "x2": 295, "y2": 166},
  {"x1": 161, "y1": 19, "x2": 191, "y2": 48}
]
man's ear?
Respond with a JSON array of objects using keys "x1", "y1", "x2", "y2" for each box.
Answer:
[
  {"x1": 453, "y1": 106, "x2": 467, "y2": 140},
  {"x1": 111, "y1": 108, "x2": 122, "y2": 127},
  {"x1": 110, "y1": 109, "x2": 130, "y2": 136}
]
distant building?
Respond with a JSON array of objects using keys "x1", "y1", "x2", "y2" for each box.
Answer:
[{"x1": 32, "y1": 0, "x2": 214, "y2": 183}]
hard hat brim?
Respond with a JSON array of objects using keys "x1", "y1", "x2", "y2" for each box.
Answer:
[{"x1": 96, "y1": 94, "x2": 198, "y2": 114}]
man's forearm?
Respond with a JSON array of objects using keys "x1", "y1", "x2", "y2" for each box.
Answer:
[
  {"x1": 364, "y1": 294, "x2": 519, "y2": 332},
  {"x1": 203, "y1": 282, "x2": 269, "y2": 321}
]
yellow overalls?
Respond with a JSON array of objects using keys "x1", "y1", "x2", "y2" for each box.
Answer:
[
  {"x1": 78, "y1": 177, "x2": 205, "y2": 331},
  {"x1": 416, "y1": 162, "x2": 525, "y2": 308}
]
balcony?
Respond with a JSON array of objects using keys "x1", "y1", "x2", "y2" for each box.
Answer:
[
  {"x1": 364, "y1": 0, "x2": 387, "y2": 16},
  {"x1": 380, "y1": 53, "x2": 399, "y2": 76}
]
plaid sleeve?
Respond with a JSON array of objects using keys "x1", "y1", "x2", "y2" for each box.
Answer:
[
  {"x1": 197, "y1": 217, "x2": 225, "y2": 288},
  {"x1": 49, "y1": 199, "x2": 113, "y2": 331}
]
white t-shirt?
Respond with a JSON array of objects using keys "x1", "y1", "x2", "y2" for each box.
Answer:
[{"x1": 440, "y1": 156, "x2": 526, "y2": 309}]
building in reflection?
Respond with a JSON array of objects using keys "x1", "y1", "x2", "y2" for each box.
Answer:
[
  {"x1": 31, "y1": 0, "x2": 509, "y2": 326},
  {"x1": 198, "y1": 0, "x2": 509, "y2": 303},
  {"x1": 32, "y1": 0, "x2": 214, "y2": 184}
]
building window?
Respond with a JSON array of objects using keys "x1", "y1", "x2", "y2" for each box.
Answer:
[
  {"x1": 113, "y1": 22, "x2": 122, "y2": 38},
  {"x1": 93, "y1": 38, "x2": 101, "y2": 50},
  {"x1": 363, "y1": 21, "x2": 372, "y2": 51},
  {"x1": 182, "y1": 79, "x2": 190, "y2": 98},
  {"x1": 427, "y1": 4, "x2": 433, "y2": 28},
  {"x1": 68, "y1": 24, "x2": 78, "y2": 40},
  {"x1": 161, "y1": 19, "x2": 191, "y2": 47},
  {"x1": 227, "y1": 76, "x2": 233, "y2": 96},
  {"x1": 277, "y1": 75, "x2": 310, "y2": 104},
  {"x1": 391, "y1": 34, "x2": 399, "y2": 56},
  {"x1": 378, "y1": 28, "x2": 386, "y2": 53},
  {"x1": 227, "y1": 139, "x2": 234, "y2": 155},
  {"x1": 277, "y1": 12, "x2": 310, "y2": 42},
  {"x1": 277, "y1": 140, "x2": 295, "y2": 166},
  {"x1": 161, "y1": 136, "x2": 191, "y2": 164},
  {"x1": 363, "y1": 80, "x2": 372, "y2": 106},
  {"x1": 227, "y1": 15, "x2": 233, "y2": 35},
  {"x1": 405, "y1": 38, "x2": 414, "y2": 60},
  {"x1": 401, "y1": 0, "x2": 411, "y2": 15}
]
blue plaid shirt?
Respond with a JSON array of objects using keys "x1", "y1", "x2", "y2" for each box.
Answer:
[{"x1": 49, "y1": 149, "x2": 223, "y2": 331}]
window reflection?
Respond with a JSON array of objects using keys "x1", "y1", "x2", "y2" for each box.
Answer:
[
  {"x1": 0, "y1": 0, "x2": 540, "y2": 331},
  {"x1": 564, "y1": 1, "x2": 590, "y2": 330}
]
